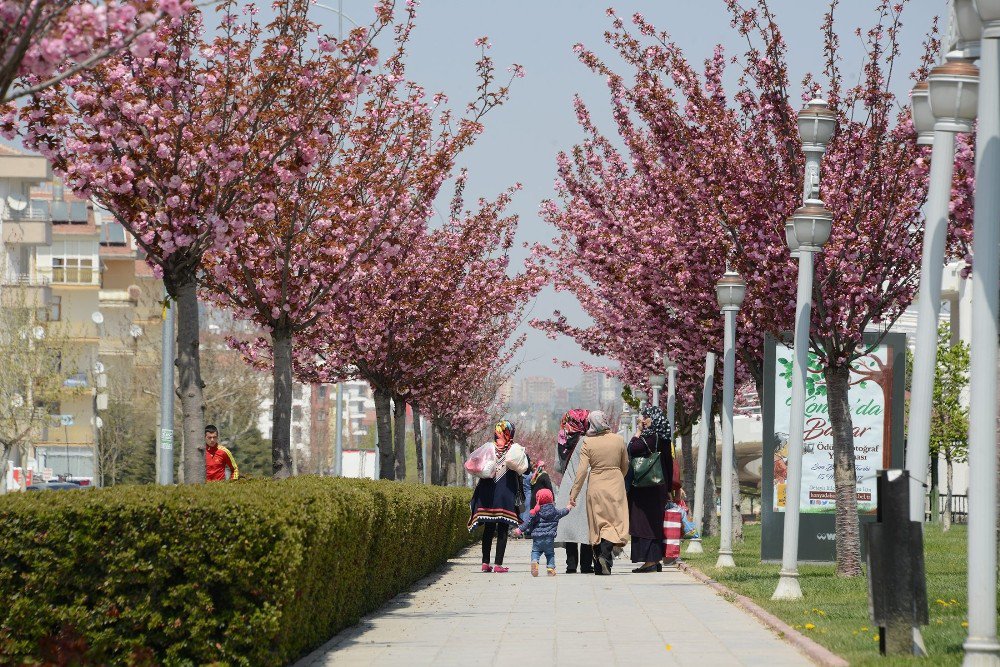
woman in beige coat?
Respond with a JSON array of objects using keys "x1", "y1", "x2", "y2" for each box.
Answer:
[{"x1": 569, "y1": 411, "x2": 630, "y2": 575}]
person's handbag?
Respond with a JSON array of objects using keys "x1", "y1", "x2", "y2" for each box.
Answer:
[
  {"x1": 514, "y1": 477, "x2": 527, "y2": 516},
  {"x1": 505, "y1": 443, "x2": 529, "y2": 474},
  {"x1": 464, "y1": 442, "x2": 497, "y2": 479},
  {"x1": 630, "y1": 435, "x2": 665, "y2": 488}
]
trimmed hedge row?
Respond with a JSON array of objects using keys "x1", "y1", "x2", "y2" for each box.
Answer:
[{"x1": 0, "y1": 477, "x2": 475, "y2": 665}]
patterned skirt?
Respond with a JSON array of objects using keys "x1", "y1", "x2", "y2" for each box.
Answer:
[{"x1": 468, "y1": 470, "x2": 520, "y2": 530}]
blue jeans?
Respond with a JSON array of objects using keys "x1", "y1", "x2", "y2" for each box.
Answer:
[{"x1": 531, "y1": 537, "x2": 556, "y2": 568}]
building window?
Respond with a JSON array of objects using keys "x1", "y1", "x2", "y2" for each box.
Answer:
[
  {"x1": 292, "y1": 406, "x2": 303, "y2": 422},
  {"x1": 99, "y1": 220, "x2": 127, "y2": 246},
  {"x1": 50, "y1": 200, "x2": 88, "y2": 225},
  {"x1": 292, "y1": 426, "x2": 302, "y2": 444},
  {"x1": 293, "y1": 385, "x2": 303, "y2": 400},
  {"x1": 49, "y1": 296, "x2": 61, "y2": 322},
  {"x1": 316, "y1": 410, "x2": 326, "y2": 422},
  {"x1": 51, "y1": 257, "x2": 94, "y2": 284},
  {"x1": 42, "y1": 241, "x2": 97, "y2": 285},
  {"x1": 318, "y1": 385, "x2": 327, "y2": 399}
]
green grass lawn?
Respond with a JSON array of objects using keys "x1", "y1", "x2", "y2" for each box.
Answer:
[{"x1": 682, "y1": 523, "x2": 972, "y2": 666}]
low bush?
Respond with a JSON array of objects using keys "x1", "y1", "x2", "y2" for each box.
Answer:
[{"x1": 0, "y1": 477, "x2": 475, "y2": 665}]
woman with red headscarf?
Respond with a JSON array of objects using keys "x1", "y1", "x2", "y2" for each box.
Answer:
[{"x1": 468, "y1": 420, "x2": 522, "y2": 573}]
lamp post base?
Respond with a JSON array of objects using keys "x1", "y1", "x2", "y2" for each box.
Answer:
[
  {"x1": 772, "y1": 571, "x2": 803, "y2": 600},
  {"x1": 963, "y1": 637, "x2": 1000, "y2": 666},
  {"x1": 685, "y1": 538, "x2": 704, "y2": 554},
  {"x1": 715, "y1": 550, "x2": 735, "y2": 568}
]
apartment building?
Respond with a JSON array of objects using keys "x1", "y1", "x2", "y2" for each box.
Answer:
[
  {"x1": 257, "y1": 381, "x2": 312, "y2": 473},
  {"x1": 256, "y1": 379, "x2": 377, "y2": 474},
  {"x1": 1, "y1": 147, "x2": 162, "y2": 487}
]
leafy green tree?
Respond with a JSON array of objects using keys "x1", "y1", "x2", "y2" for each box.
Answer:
[{"x1": 927, "y1": 325, "x2": 969, "y2": 532}]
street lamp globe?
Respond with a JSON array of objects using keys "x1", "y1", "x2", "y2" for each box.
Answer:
[
  {"x1": 784, "y1": 216, "x2": 801, "y2": 254},
  {"x1": 928, "y1": 60, "x2": 979, "y2": 133},
  {"x1": 797, "y1": 98, "x2": 838, "y2": 151},
  {"x1": 649, "y1": 373, "x2": 666, "y2": 390},
  {"x1": 951, "y1": 0, "x2": 983, "y2": 56},
  {"x1": 715, "y1": 270, "x2": 746, "y2": 312},
  {"x1": 664, "y1": 355, "x2": 677, "y2": 374},
  {"x1": 792, "y1": 200, "x2": 833, "y2": 252},
  {"x1": 910, "y1": 81, "x2": 935, "y2": 146},
  {"x1": 976, "y1": 0, "x2": 1000, "y2": 38}
]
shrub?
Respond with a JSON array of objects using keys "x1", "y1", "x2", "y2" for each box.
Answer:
[{"x1": 0, "y1": 477, "x2": 475, "y2": 665}]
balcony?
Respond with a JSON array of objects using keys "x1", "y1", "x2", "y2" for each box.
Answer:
[
  {"x1": 3, "y1": 218, "x2": 52, "y2": 246},
  {"x1": 98, "y1": 287, "x2": 140, "y2": 307},
  {"x1": 0, "y1": 154, "x2": 50, "y2": 180},
  {"x1": 0, "y1": 274, "x2": 51, "y2": 308}
]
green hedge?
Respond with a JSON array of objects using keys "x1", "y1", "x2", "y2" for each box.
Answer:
[{"x1": 0, "y1": 477, "x2": 475, "y2": 665}]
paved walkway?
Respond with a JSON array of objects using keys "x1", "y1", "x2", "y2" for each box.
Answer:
[{"x1": 295, "y1": 540, "x2": 812, "y2": 667}]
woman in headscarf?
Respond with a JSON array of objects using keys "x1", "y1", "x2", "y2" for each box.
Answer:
[
  {"x1": 468, "y1": 420, "x2": 520, "y2": 573},
  {"x1": 569, "y1": 410, "x2": 630, "y2": 575},
  {"x1": 553, "y1": 409, "x2": 593, "y2": 573},
  {"x1": 627, "y1": 405, "x2": 672, "y2": 573}
]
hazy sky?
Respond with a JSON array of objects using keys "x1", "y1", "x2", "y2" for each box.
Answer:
[
  {"x1": 306, "y1": 0, "x2": 944, "y2": 387},
  {"x1": 21, "y1": 1, "x2": 945, "y2": 387}
]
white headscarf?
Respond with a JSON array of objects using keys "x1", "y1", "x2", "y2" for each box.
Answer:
[{"x1": 587, "y1": 410, "x2": 611, "y2": 436}]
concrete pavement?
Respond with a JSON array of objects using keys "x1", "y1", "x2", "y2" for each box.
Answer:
[{"x1": 295, "y1": 539, "x2": 812, "y2": 666}]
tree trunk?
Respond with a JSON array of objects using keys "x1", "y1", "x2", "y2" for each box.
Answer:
[
  {"x1": 739, "y1": 349, "x2": 765, "y2": 408},
  {"x1": 681, "y1": 430, "x2": 695, "y2": 505},
  {"x1": 444, "y1": 431, "x2": 457, "y2": 485},
  {"x1": 431, "y1": 424, "x2": 441, "y2": 485},
  {"x1": 703, "y1": 413, "x2": 719, "y2": 537},
  {"x1": 270, "y1": 327, "x2": 294, "y2": 479},
  {"x1": 413, "y1": 405, "x2": 424, "y2": 484},
  {"x1": 944, "y1": 455, "x2": 954, "y2": 532},
  {"x1": 392, "y1": 395, "x2": 406, "y2": 481},
  {"x1": 174, "y1": 276, "x2": 206, "y2": 484},
  {"x1": 374, "y1": 387, "x2": 394, "y2": 480},
  {"x1": 732, "y1": 446, "x2": 743, "y2": 542},
  {"x1": 825, "y1": 363, "x2": 863, "y2": 577}
]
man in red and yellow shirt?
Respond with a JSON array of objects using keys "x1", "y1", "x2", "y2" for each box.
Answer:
[{"x1": 205, "y1": 424, "x2": 239, "y2": 481}]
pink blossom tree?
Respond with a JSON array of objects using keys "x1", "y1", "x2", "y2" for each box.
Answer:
[
  {"x1": 0, "y1": 0, "x2": 187, "y2": 111},
  {"x1": 201, "y1": 19, "x2": 517, "y2": 478},
  {"x1": 21, "y1": 0, "x2": 387, "y2": 482},
  {"x1": 296, "y1": 182, "x2": 544, "y2": 481},
  {"x1": 540, "y1": 0, "x2": 974, "y2": 573}
]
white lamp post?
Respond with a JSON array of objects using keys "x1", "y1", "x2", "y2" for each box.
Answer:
[
  {"x1": 633, "y1": 391, "x2": 646, "y2": 433},
  {"x1": 905, "y1": 61, "x2": 979, "y2": 525},
  {"x1": 964, "y1": 2, "x2": 1000, "y2": 664},
  {"x1": 686, "y1": 351, "x2": 716, "y2": 555},
  {"x1": 649, "y1": 373, "x2": 665, "y2": 409},
  {"x1": 664, "y1": 355, "x2": 678, "y2": 442},
  {"x1": 773, "y1": 98, "x2": 836, "y2": 600},
  {"x1": 621, "y1": 403, "x2": 632, "y2": 441},
  {"x1": 715, "y1": 270, "x2": 745, "y2": 568}
]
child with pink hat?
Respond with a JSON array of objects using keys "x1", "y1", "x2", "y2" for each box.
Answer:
[{"x1": 513, "y1": 488, "x2": 573, "y2": 576}]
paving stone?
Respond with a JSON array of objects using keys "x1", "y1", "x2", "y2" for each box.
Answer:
[{"x1": 294, "y1": 541, "x2": 812, "y2": 666}]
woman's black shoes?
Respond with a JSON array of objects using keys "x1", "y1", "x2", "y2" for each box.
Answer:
[
  {"x1": 656, "y1": 563, "x2": 663, "y2": 572},
  {"x1": 632, "y1": 563, "x2": 658, "y2": 573}
]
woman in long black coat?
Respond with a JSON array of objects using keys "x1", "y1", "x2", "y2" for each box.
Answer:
[{"x1": 627, "y1": 405, "x2": 672, "y2": 573}]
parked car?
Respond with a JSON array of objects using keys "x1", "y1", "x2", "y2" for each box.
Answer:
[{"x1": 25, "y1": 481, "x2": 86, "y2": 491}]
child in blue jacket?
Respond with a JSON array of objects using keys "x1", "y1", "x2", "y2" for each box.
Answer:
[{"x1": 513, "y1": 488, "x2": 572, "y2": 577}]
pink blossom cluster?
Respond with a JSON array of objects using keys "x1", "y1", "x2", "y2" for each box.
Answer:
[
  {"x1": 533, "y1": 0, "x2": 975, "y2": 430},
  {"x1": 0, "y1": 0, "x2": 191, "y2": 116}
]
